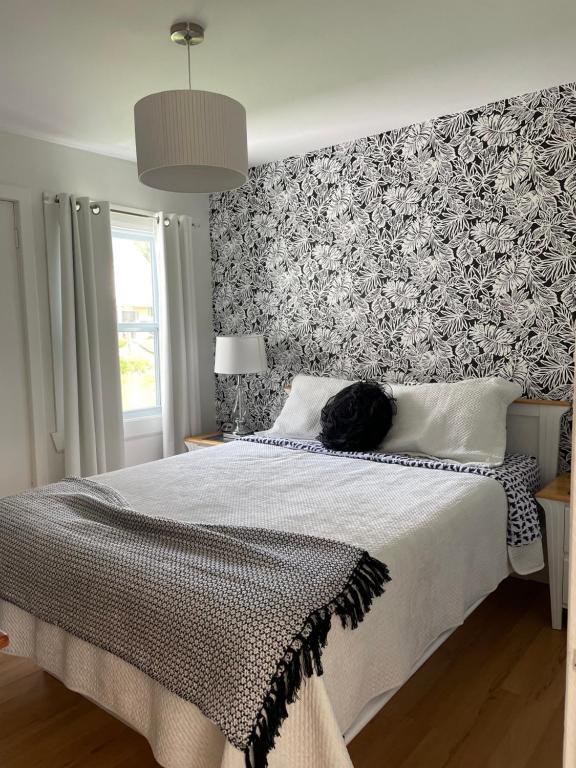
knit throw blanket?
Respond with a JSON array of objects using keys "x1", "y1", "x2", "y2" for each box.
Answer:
[{"x1": 0, "y1": 477, "x2": 390, "y2": 768}]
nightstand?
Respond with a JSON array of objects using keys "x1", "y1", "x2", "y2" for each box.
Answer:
[
  {"x1": 184, "y1": 432, "x2": 228, "y2": 451},
  {"x1": 536, "y1": 472, "x2": 571, "y2": 630}
]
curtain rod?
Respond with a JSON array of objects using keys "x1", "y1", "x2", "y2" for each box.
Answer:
[
  {"x1": 44, "y1": 195, "x2": 199, "y2": 227},
  {"x1": 110, "y1": 207, "x2": 158, "y2": 220}
]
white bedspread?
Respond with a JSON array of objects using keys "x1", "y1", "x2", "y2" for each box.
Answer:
[{"x1": 1, "y1": 440, "x2": 514, "y2": 767}]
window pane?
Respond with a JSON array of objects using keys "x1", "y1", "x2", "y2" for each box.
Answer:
[
  {"x1": 118, "y1": 330, "x2": 158, "y2": 412},
  {"x1": 112, "y1": 236, "x2": 155, "y2": 323}
]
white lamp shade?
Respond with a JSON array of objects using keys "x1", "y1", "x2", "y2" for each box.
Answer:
[
  {"x1": 134, "y1": 90, "x2": 248, "y2": 193},
  {"x1": 214, "y1": 335, "x2": 267, "y2": 375}
]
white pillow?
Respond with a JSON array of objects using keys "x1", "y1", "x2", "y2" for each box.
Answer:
[
  {"x1": 267, "y1": 374, "x2": 354, "y2": 439},
  {"x1": 382, "y1": 377, "x2": 521, "y2": 466}
]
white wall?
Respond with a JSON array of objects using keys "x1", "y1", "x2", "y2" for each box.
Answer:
[{"x1": 0, "y1": 129, "x2": 216, "y2": 480}]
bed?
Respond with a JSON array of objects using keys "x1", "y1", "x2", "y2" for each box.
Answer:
[{"x1": 0, "y1": 396, "x2": 568, "y2": 768}]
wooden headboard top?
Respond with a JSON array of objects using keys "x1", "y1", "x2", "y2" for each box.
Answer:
[{"x1": 514, "y1": 398, "x2": 570, "y2": 407}]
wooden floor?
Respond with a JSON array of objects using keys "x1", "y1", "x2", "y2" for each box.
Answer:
[{"x1": 0, "y1": 578, "x2": 566, "y2": 768}]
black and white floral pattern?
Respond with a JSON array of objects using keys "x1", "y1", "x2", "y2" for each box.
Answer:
[{"x1": 211, "y1": 83, "x2": 576, "y2": 468}]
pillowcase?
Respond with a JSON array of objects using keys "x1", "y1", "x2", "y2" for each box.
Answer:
[
  {"x1": 382, "y1": 377, "x2": 521, "y2": 466},
  {"x1": 267, "y1": 374, "x2": 354, "y2": 439},
  {"x1": 267, "y1": 374, "x2": 520, "y2": 466}
]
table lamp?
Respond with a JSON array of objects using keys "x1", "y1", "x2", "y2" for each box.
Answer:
[{"x1": 214, "y1": 335, "x2": 267, "y2": 436}]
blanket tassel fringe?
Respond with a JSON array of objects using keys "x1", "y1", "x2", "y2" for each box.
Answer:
[{"x1": 244, "y1": 552, "x2": 391, "y2": 768}]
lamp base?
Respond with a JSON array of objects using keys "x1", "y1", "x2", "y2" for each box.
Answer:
[
  {"x1": 231, "y1": 418, "x2": 253, "y2": 436},
  {"x1": 223, "y1": 429, "x2": 254, "y2": 441}
]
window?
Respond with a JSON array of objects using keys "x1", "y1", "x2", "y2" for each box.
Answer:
[{"x1": 111, "y1": 211, "x2": 161, "y2": 418}]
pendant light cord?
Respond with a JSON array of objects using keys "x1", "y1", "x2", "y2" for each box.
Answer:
[{"x1": 187, "y1": 39, "x2": 191, "y2": 89}]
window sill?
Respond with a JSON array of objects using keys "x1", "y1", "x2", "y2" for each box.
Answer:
[{"x1": 123, "y1": 414, "x2": 162, "y2": 440}]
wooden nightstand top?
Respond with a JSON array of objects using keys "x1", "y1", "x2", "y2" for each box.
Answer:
[
  {"x1": 536, "y1": 472, "x2": 571, "y2": 503},
  {"x1": 184, "y1": 432, "x2": 226, "y2": 447}
]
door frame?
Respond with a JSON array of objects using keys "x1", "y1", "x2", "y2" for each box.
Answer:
[
  {"x1": 564, "y1": 345, "x2": 575, "y2": 765},
  {"x1": 0, "y1": 185, "x2": 49, "y2": 486}
]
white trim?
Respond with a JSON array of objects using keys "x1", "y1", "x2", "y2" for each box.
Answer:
[
  {"x1": 111, "y1": 214, "x2": 163, "y2": 420},
  {"x1": 43, "y1": 196, "x2": 64, "y2": 437},
  {"x1": 0, "y1": 184, "x2": 50, "y2": 486},
  {"x1": 507, "y1": 401, "x2": 569, "y2": 485},
  {"x1": 123, "y1": 415, "x2": 163, "y2": 441},
  {"x1": 50, "y1": 413, "x2": 163, "y2": 449},
  {"x1": 563, "y1": 389, "x2": 575, "y2": 766}
]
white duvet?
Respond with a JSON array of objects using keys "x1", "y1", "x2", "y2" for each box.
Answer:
[{"x1": 1, "y1": 440, "x2": 521, "y2": 767}]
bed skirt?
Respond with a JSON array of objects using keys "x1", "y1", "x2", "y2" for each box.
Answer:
[{"x1": 0, "y1": 600, "x2": 353, "y2": 768}]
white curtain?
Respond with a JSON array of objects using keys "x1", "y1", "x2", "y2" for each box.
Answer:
[
  {"x1": 159, "y1": 214, "x2": 202, "y2": 456},
  {"x1": 44, "y1": 194, "x2": 125, "y2": 476}
]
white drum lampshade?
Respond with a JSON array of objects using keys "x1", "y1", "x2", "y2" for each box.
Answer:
[
  {"x1": 134, "y1": 90, "x2": 248, "y2": 193},
  {"x1": 214, "y1": 335, "x2": 267, "y2": 375}
]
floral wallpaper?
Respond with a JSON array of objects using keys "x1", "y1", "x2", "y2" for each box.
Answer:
[{"x1": 210, "y1": 82, "x2": 576, "y2": 467}]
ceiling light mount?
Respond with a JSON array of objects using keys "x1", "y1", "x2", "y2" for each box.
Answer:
[{"x1": 170, "y1": 22, "x2": 204, "y2": 47}]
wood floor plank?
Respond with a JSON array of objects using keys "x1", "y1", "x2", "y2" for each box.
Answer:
[
  {"x1": 500, "y1": 625, "x2": 567, "y2": 699},
  {"x1": 525, "y1": 699, "x2": 565, "y2": 768},
  {"x1": 350, "y1": 584, "x2": 546, "y2": 768},
  {"x1": 348, "y1": 579, "x2": 565, "y2": 768},
  {"x1": 0, "y1": 578, "x2": 565, "y2": 768},
  {"x1": 0, "y1": 653, "x2": 38, "y2": 692}
]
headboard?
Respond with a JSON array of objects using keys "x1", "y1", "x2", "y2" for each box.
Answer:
[
  {"x1": 283, "y1": 384, "x2": 569, "y2": 486},
  {"x1": 507, "y1": 400, "x2": 570, "y2": 485}
]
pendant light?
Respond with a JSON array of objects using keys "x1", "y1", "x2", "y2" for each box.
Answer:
[{"x1": 134, "y1": 22, "x2": 248, "y2": 193}]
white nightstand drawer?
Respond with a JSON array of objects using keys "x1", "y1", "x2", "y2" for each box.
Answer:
[{"x1": 565, "y1": 503, "x2": 571, "y2": 554}]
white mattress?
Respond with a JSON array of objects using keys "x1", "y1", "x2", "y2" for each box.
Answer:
[{"x1": 1, "y1": 441, "x2": 517, "y2": 767}]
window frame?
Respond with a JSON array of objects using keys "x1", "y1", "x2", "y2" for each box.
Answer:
[{"x1": 111, "y1": 224, "x2": 162, "y2": 420}]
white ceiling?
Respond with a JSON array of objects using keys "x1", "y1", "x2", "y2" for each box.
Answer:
[{"x1": 1, "y1": 0, "x2": 575, "y2": 168}]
